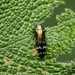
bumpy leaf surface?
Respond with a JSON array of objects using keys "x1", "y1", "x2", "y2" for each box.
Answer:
[{"x1": 0, "y1": 0, "x2": 75, "y2": 75}]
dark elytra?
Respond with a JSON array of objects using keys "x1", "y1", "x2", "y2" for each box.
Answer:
[{"x1": 34, "y1": 25, "x2": 46, "y2": 58}]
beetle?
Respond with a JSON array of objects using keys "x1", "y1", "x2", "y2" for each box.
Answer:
[{"x1": 34, "y1": 25, "x2": 46, "y2": 58}]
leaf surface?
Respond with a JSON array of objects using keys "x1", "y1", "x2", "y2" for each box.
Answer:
[{"x1": 0, "y1": 0, "x2": 75, "y2": 75}]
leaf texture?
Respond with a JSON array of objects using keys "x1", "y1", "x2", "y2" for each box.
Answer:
[
  {"x1": 46, "y1": 9, "x2": 75, "y2": 74},
  {"x1": 0, "y1": 0, "x2": 75, "y2": 75},
  {"x1": 46, "y1": 9, "x2": 75, "y2": 58}
]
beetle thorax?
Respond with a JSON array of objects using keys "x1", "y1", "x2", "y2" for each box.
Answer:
[{"x1": 36, "y1": 26, "x2": 42, "y2": 43}]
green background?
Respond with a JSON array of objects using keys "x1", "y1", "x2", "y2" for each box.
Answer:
[
  {"x1": 0, "y1": 0, "x2": 75, "y2": 74},
  {"x1": 42, "y1": 0, "x2": 75, "y2": 62}
]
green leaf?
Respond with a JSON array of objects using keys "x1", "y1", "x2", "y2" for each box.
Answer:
[
  {"x1": 46, "y1": 9, "x2": 75, "y2": 58},
  {"x1": 46, "y1": 9, "x2": 75, "y2": 74},
  {"x1": 1, "y1": 0, "x2": 75, "y2": 75}
]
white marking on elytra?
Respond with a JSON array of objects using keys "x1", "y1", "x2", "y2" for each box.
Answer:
[
  {"x1": 37, "y1": 46, "x2": 42, "y2": 49},
  {"x1": 39, "y1": 52, "x2": 42, "y2": 54},
  {"x1": 39, "y1": 52, "x2": 45, "y2": 54},
  {"x1": 43, "y1": 52, "x2": 45, "y2": 54},
  {"x1": 43, "y1": 46, "x2": 46, "y2": 49}
]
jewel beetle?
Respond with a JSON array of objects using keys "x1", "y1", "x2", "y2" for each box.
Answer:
[{"x1": 34, "y1": 25, "x2": 46, "y2": 58}]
